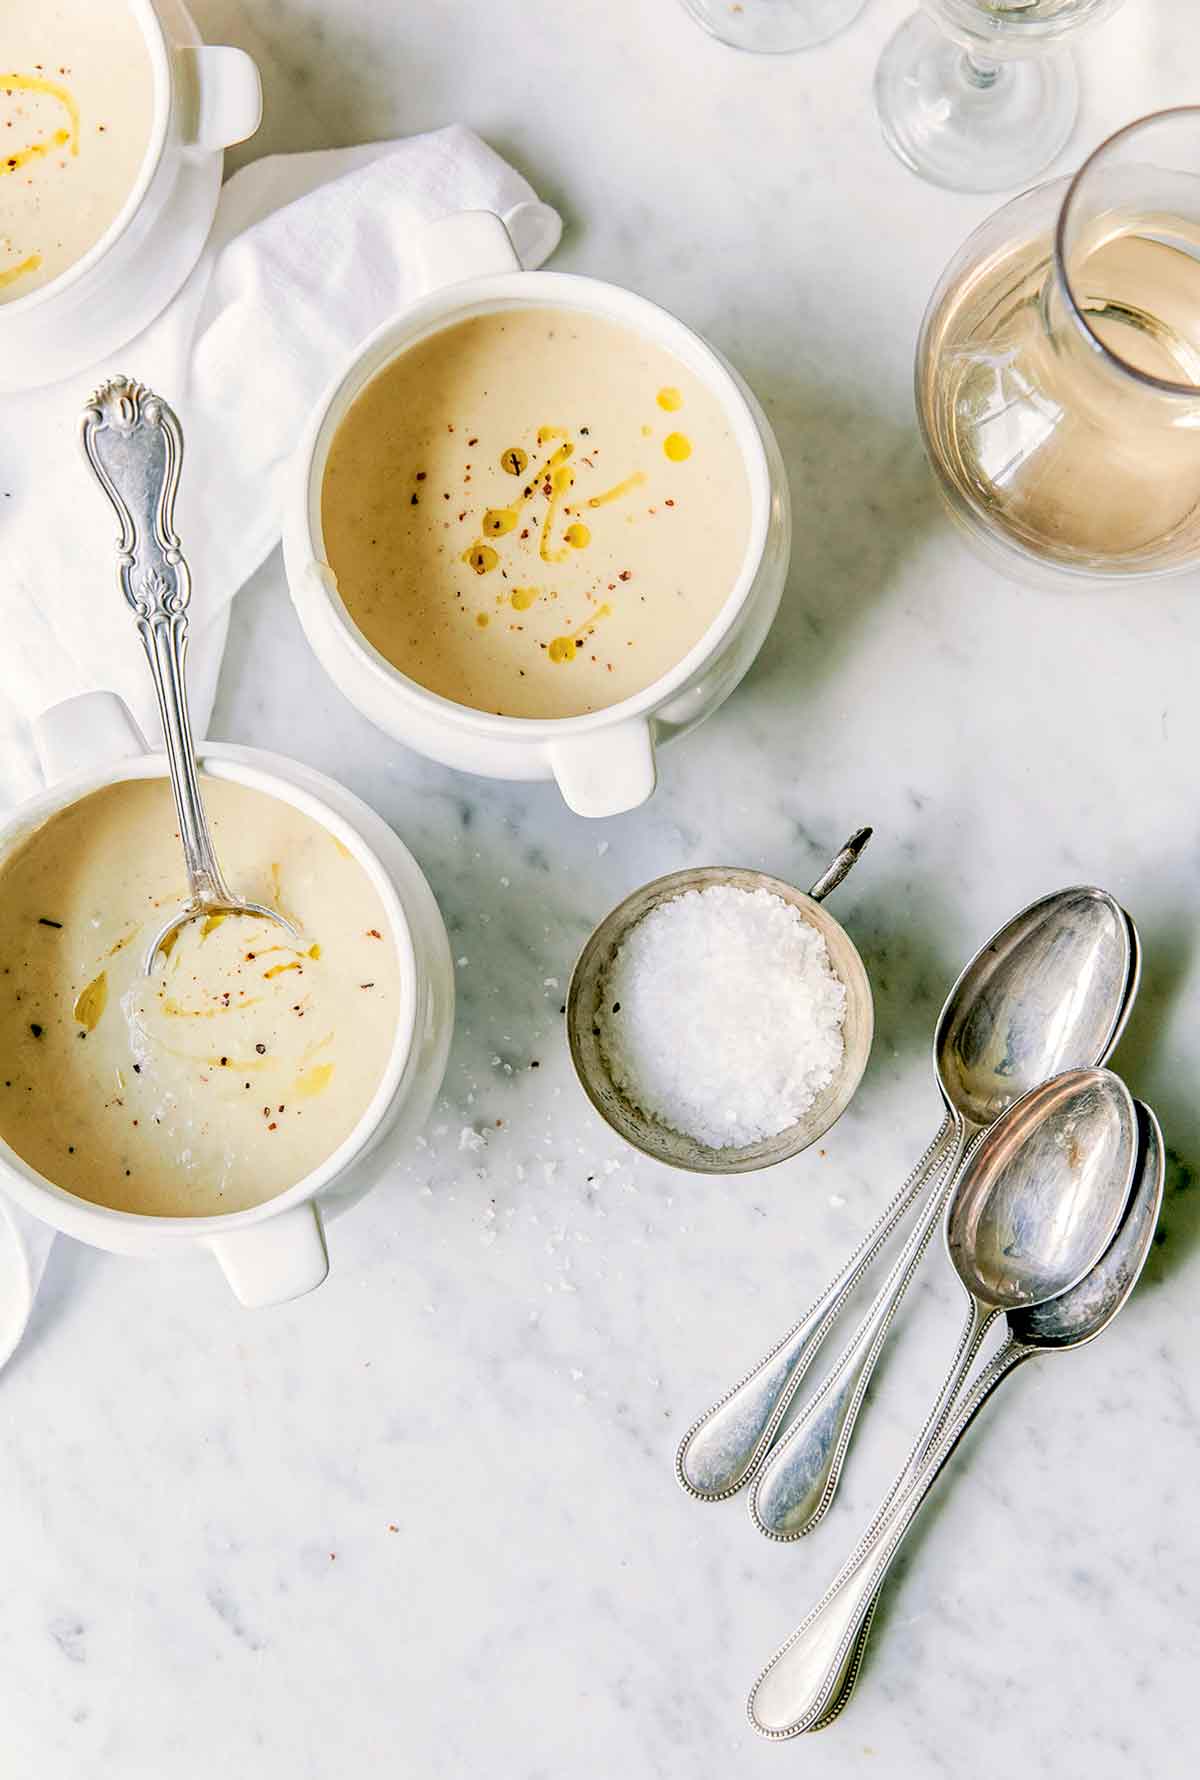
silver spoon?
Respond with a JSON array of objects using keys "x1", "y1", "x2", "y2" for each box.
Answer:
[
  {"x1": 80, "y1": 377, "x2": 298, "y2": 972},
  {"x1": 746, "y1": 890, "x2": 1138, "y2": 1538},
  {"x1": 794, "y1": 1060, "x2": 1139, "y2": 1730},
  {"x1": 677, "y1": 886, "x2": 1137, "y2": 1506},
  {"x1": 749, "y1": 1090, "x2": 1162, "y2": 1739}
]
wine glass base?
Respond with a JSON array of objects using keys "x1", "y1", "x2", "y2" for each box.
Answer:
[
  {"x1": 874, "y1": 12, "x2": 1078, "y2": 193},
  {"x1": 678, "y1": 0, "x2": 867, "y2": 53}
]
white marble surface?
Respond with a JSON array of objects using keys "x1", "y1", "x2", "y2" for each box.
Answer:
[{"x1": 6, "y1": 1, "x2": 1200, "y2": 1774}]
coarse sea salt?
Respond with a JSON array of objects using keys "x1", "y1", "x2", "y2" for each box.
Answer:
[{"x1": 596, "y1": 884, "x2": 847, "y2": 1150}]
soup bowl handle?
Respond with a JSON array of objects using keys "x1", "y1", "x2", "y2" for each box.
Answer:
[
  {"x1": 413, "y1": 210, "x2": 523, "y2": 295},
  {"x1": 208, "y1": 1202, "x2": 330, "y2": 1308},
  {"x1": 548, "y1": 720, "x2": 657, "y2": 819},
  {"x1": 34, "y1": 691, "x2": 149, "y2": 787},
  {"x1": 184, "y1": 46, "x2": 264, "y2": 153}
]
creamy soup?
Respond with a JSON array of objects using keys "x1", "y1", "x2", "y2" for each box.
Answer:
[
  {"x1": 321, "y1": 307, "x2": 752, "y2": 720},
  {"x1": 0, "y1": 778, "x2": 401, "y2": 1217},
  {"x1": 0, "y1": 0, "x2": 155, "y2": 301}
]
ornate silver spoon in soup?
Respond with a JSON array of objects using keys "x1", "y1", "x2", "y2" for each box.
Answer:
[{"x1": 79, "y1": 377, "x2": 298, "y2": 971}]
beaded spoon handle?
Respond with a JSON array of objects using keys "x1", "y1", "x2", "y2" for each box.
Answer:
[{"x1": 675, "y1": 1116, "x2": 957, "y2": 1500}]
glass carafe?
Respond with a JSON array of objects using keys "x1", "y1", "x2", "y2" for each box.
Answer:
[{"x1": 916, "y1": 109, "x2": 1200, "y2": 584}]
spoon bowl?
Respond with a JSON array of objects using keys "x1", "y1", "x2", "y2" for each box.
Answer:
[
  {"x1": 933, "y1": 886, "x2": 1136, "y2": 1130},
  {"x1": 146, "y1": 893, "x2": 299, "y2": 975},
  {"x1": 946, "y1": 1066, "x2": 1139, "y2": 1311},
  {"x1": 1013, "y1": 1097, "x2": 1163, "y2": 1350}
]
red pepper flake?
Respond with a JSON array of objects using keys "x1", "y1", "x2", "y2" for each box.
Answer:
[
  {"x1": 367, "y1": 929, "x2": 382, "y2": 939},
  {"x1": 619, "y1": 570, "x2": 632, "y2": 581},
  {"x1": 268, "y1": 1122, "x2": 278, "y2": 1131},
  {"x1": 415, "y1": 471, "x2": 426, "y2": 481},
  {"x1": 467, "y1": 437, "x2": 479, "y2": 446},
  {"x1": 262, "y1": 1106, "x2": 271, "y2": 1117},
  {"x1": 665, "y1": 498, "x2": 675, "y2": 507},
  {"x1": 387, "y1": 1523, "x2": 398, "y2": 1533},
  {"x1": 360, "y1": 982, "x2": 375, "y2": 989}
]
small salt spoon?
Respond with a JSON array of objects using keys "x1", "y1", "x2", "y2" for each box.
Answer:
[{"x1": 80, "y1": 376, "x2": 299, "y2": 972}]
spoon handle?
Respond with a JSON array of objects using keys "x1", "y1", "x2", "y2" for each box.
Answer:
[
  {"x1": 777, "y1": 1293, "x2": 999, "y2": 1727},
  {"x1": 676, "y1": 1115, "x2": 956, "y2": 1501},
  {"x1": 79, "y1": 377, "x2": 231, "y2": 909},
  {"x1": 748, "y1": 1340, "x2": 1028, "y2": 1739},
  {"x1": 749, "y1": 1122, "x2": 985, "y2": 1540}
]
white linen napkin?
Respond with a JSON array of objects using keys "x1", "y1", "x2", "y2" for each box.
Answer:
[{"x1": 0, "y1": 124, "x2": 561, "y2": 1362}]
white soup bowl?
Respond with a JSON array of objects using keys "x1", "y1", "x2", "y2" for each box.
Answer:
[
  {"x1": 283, "y1": 211, "x2": 791, "y2": 818},
  {"x1": 0, "y1": 691, "x2": 454, "y2": 1308}
]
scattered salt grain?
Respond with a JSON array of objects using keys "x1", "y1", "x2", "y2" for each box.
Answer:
[
  {"x1": 596, "y1": 884, "x2": 847, "y2": 1149},
  {"x1": 459, "y1": 1126, "x2": 487, "y2": 1153}
]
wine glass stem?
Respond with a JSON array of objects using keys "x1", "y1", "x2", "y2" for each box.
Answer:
[{"x1": 962, "y1": 50, "x2": 1000, "y2": 90}]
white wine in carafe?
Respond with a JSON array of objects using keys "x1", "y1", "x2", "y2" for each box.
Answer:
[{"x1": 918, "y1": 211, "x2": 1200, "y2": 573}]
